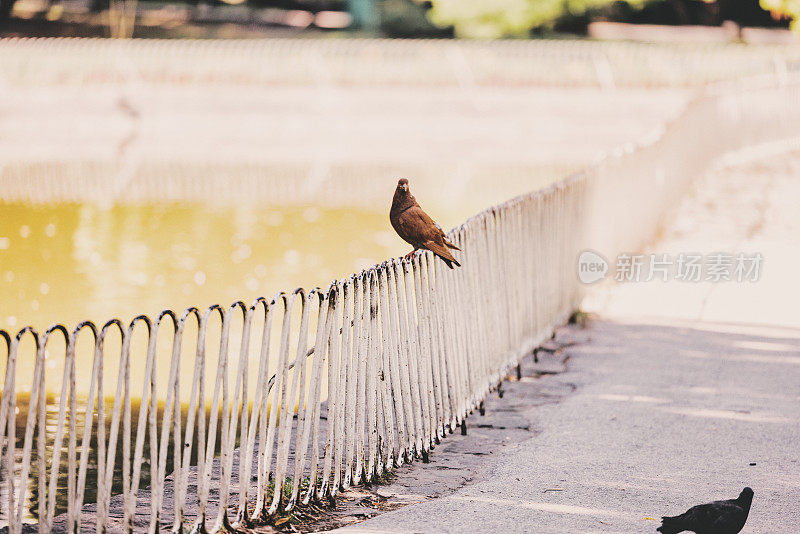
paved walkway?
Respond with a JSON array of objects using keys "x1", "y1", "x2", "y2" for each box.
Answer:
[{"x1": 329, "y1": 147, "x2": 800, "y2": 532}]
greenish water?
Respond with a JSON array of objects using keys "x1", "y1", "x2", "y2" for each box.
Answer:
[
  {"x1": 0, "y1": 200, "x2": 412, "y2": 522},
  {"x1": 0, "y1": 202, "x2": 408, "y2": 333}
]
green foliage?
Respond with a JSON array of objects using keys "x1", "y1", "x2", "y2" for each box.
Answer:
[
  {"x1": 380, "y1": 0, "x2": 454, "y2": 37},
  {"x1": 426, "y1": 0, "x2": 651, "y2": 38},
  {"x1": 760, "y1": 0, "x2": 800, "y2": 30}
]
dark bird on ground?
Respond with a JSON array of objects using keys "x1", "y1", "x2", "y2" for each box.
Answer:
[
  {"x1": 657, "y1": 487, "x2": 754, "y2": 534},
  {"x1": 390, "y1": 178, "x2": 461, "y2": 269}
]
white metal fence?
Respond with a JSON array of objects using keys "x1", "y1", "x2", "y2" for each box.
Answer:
[
  {"x1": 0, "y1": 179, "x2": 585, "y2": 533},
  {"x1": 1, "y1": 50, "x2": 800, "y2": 533}
]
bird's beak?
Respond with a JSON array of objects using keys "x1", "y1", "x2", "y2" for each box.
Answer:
[{"x1": 402, "y1": 184, "x2": 408, "y2": 191}]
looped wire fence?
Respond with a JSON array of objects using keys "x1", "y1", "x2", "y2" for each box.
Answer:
[
  {"x1": 1, "y1": 53, "x2": 800, "y2": 534},
  {"x1": 0, "y1": 183, "x2": 582, "y2": 533}
]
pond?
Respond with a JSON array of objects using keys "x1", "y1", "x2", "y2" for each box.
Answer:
[{"x1": 0, "y1": 167, "x2": 571, "y2": 523}]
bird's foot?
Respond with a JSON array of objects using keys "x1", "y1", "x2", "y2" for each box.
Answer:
[{"x1": 403, "y1": 250, "x2": 417, "y2": 260}]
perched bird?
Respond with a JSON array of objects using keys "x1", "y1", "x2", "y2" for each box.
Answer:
[
  {"x1": 657, "y1": 487, "x2": 754, "y2": 534},
  {"x1": 390, "y1": 178, "x2": 461, "y2": 269}
]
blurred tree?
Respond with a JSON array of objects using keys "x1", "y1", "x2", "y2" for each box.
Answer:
[
  {"x1": 426, "y1": 0, "x2": 649, "y2": 38},
  {"x1": 425, "y1": 0, "x2": 792, "y2": 38},
  {"x1": 759, "y1": 0, "x2": 799, "y2": 29},
  {"x1": 349, "y1": 0, "x2": 380, "y2": 30},
  {"x1": 0, "y1": 0, "x2": 16, "y2": 26},
  {"x1": 599, "y1": 0, "x2": 791, "y2": 27},
  {"x1": 379, "y1": 0, "x2": 453, "y2": 36}
]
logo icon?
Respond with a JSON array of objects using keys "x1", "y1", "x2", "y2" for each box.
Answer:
[{"x1": 577, "y1": 250, "x2": 608, "y2": 284}]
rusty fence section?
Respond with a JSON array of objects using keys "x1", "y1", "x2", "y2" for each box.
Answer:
[{"x1": 0, "y1": 79, "x2": 800, "y2": 533}]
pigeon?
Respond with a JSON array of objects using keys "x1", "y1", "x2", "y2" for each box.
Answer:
[
  {"x1": 390, "y1": 178, "x2": 461, "y2": 269},
  {"x1": 657, "y1": 487, "x2": 754, "y2": 534}
]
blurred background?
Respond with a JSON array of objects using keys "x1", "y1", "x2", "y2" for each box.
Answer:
[
  {"x1": 1, "y1": 0, "x2": 799, "y2": 334},
  {"x1": 1, "y1": 0, "x2": 799, "y2": 523},
  {"x1": 0, "y1": 0, "x2": 798, "y2": 40}
]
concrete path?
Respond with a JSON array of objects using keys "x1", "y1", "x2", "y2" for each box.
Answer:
[
  {"x1": 333, "y1": 320, "x2": 799, "y2": 534},
  {"x1": 328, "y1": 147, "x2": 800, "y2": 532}
]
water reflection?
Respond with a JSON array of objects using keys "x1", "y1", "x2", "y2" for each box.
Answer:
[
  {"x1": 0, "y1": 165, "x2": 571, "y2": 333},
  {"x1": 1, "y1": 199, "x2": 413, "y2": 522},
  {"x1": 0, "y1": 202, "x2": 406, "y2": 333}
]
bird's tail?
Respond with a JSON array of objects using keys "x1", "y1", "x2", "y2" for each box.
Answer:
[
  {"x1": 656, "y1": 515, "x2": 685, "y2": 534},
  {"x1": 442, "y1": 257, "x2": 461, "y2": 269},
  {"x1": 425, "y1": 240, "x2": 461, "y2": 269}
]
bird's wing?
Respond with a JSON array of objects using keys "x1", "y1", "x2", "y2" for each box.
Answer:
[
  {"x1": 394, "y1": 209, "x2": 425, "y2": 247},
  {"x1": 397, "y1": 207, "x2": 461, "y2": 267},
  {"x1": 421, "y1": 238, "x2": 460, "y2": 266},
  {"x1": 686, "y1": 501, "x2": 745, "y2": 531},
  {"x1": 412, "y1": 211, "x2": 457, "y2": 256},
  {"x1": 397, "y1": 207, "x2": 437, "y2": 243},
  {"x1": 412, "y1": 207, "x2": 439, "y2": 234},
  {"x1": 443, "y1": 237, "x2": 461, "y2": 251},
  {"x1": 707, "y1": 503, "x2": 746, "y2": 531},
  {"x1": 676, "y1": 503, "x2": 715, "y2": 530},
  {"x1": 434, "y1": 222, "x2": 460, "y2": 250}
]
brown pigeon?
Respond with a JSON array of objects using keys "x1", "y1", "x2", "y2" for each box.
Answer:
[{"x1": 390, "y1": 178, "x2": 461, "y2": 269}]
